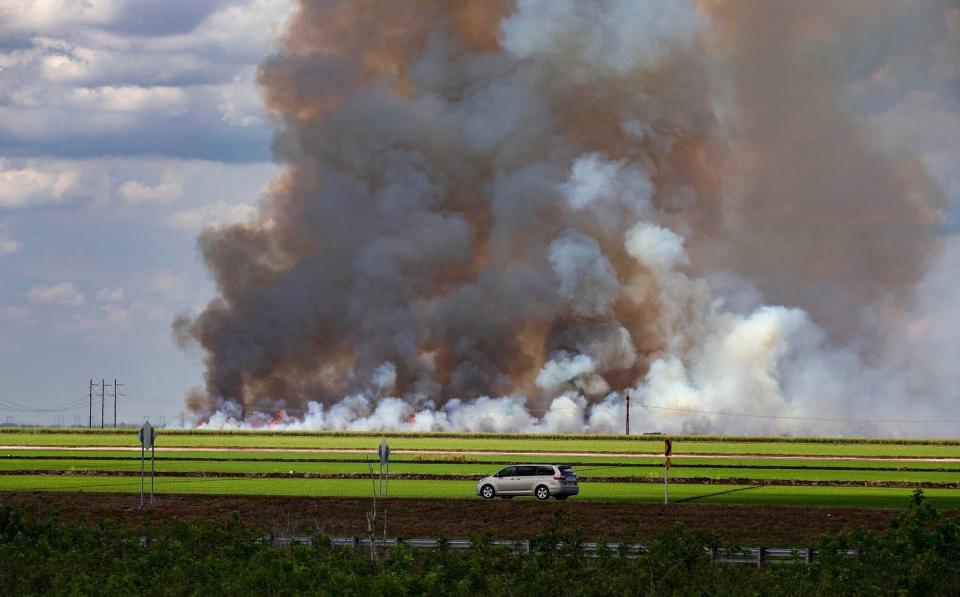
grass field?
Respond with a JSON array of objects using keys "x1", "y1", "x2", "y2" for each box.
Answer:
[
  {"x1": 4, "y1": 429, "x2": 960, "y2": 457},
  {"x1": 1, "y1": 429, "x2": 958, "y2": 508}
]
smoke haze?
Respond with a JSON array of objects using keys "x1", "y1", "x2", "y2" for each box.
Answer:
[{"x1": 174, "y1": 0, "x2": 960, "y2": 435}]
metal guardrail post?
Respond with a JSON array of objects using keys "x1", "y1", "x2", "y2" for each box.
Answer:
[
  {"x1": 352, "y1": 536, "x2": 360, "y2": 550},
  {"x1": 757, "y1": 547, "x2": 766, "y2": 568},
  {"x1": 805, "y1": 547, "x2": 814, "y2": 564}
]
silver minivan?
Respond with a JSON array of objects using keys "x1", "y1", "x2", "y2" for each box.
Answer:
[{"x1": 476, "y1": 464, "x2": 579, "y2": 500}]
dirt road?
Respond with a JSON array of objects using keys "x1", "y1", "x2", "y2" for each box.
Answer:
[{"x1": 3, "y1": 445, "x2": 959, "y2": 462}]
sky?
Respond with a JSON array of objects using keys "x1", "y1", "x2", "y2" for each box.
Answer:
[
  {"x1": 0, "y1": 0, "x2": 294, "y2": 425},
  {"x1": 0, "y1": 1, "x2": 958, "y2": 431}
]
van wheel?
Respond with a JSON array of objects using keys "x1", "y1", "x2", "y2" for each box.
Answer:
[
  {"x1": 480, "y1": 484, "x2": 496, "y2": 499},
  {"x1": 535, "y1": 485, "x2": 550, "y2": 500}
]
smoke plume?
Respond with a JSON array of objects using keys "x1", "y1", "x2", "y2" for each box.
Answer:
[{"x1": 175, "y1": 0, "x2": 959, "y2": 435}]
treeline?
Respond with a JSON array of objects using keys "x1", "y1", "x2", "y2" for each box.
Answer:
[
  {"x1": 3, "y1": 427, "x2": 960, "y2": 445},
  {"x1": 1, "y1": 492, "x2": 958, "y2": 595}
]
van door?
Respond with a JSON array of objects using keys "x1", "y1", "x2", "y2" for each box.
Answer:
[
  {"x1": 516, "y1": 465, "x2": 540, "y2": 494},
  {"x1": 496, "y1": 466, "x2": 522, "y2": 494}
]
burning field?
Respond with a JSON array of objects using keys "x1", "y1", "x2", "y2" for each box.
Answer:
[{"x1": 173, "y1": 0, "x2": 960, "y2": 435}]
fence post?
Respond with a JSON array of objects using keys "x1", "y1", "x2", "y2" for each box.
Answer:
[
  {"x1": 524, "y1": 539, "x2": 531, "y2": 555},
  {"x1": 710, "y1": 547, "x2": 717, "y2": 562},
  {"x1": 757, "y1": 547, "x2": 765, "y2": 568},
  {"x1": 352, "y1": 536, "x2": 360, "y2": 550},
  {"x1": 805, "y1": 547, "x2": 814, "y2": 564}
]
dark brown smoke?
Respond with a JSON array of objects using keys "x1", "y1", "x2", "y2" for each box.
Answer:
[{"x1": 175, "y1": 0, "x2": 950, "y2": 431}]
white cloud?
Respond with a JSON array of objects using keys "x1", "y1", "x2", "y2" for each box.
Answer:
[
  {"x1": 218, "y1": 70, "x2": 263, "y2": 126},
  {"x1": 99, "y1": 302, "x2": 130, "y2": 329},
  {"x1": 27, "y1": 282, "x2": 86, "y2": 306},
  {"x1": 0, "y1": 0, "x2": 293, "y2": 158},
  {"x1": 163, "y1": 199, "x2": 257, "y2": 231},
  {"x1": 1, "y1": 305, "x2": 35, "y2": 321},
  {"x1": 118, "y1": 179, "x2": 182, "y2": 203},
  {"x1": 68, "y1": 85, "x2": 189, "y2": 113},
  {"x1": 96, "y1": 287, "x2": 125, "y2": 302},
  {"x1": 147, "y1": 271, "x2": 185, "y2": 297},
  {"x1": 0, "y1": 228, "x2": 20, "y2": 255},
  {"x1": 0, "y1": 160, "x2": 90, "y2": 207},
  {"x1": 0, "y1": 0, "x2": 118, "y2": 35}
]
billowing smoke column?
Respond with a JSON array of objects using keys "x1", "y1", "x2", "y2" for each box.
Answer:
[{"x1": 175, "y1": 0, "x2": 959, "y2": 435}]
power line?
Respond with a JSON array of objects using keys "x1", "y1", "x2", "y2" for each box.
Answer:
[{"x1": 0, "y1": 396, "x2": 87, "y2": 413}]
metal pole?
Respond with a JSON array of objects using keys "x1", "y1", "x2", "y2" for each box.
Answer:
[
  {"x1": 140, "y1": 443, "x2": 144, "y2": 509},
  {"x1": 625, "y1": 392, "x2": 630, "y2": 436},
  {"x1": 664, "y1": 468, "x2": 669, "y2": 504},
  {"x1": 89, "y1": 380, "x2": 93, "y2": 428},
  {"x1": 100, "y1": 378, "x2": 105, "y2": 429},
  {"x1": 113, "y1": 379, "x2": 117, "y2": 428},
  {"x1": 150, "y1": 442, "x2": 155, "y2": 504},
  {"x1": 385, "y1": 460, "x2": 389, "y2": 497}
]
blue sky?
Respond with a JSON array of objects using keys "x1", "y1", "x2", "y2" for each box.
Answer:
[
  {"x1": 0, "y1": 0, "x2": 293, "y2": 425},
  {"x1": 1, "y1": 1, "x2": 958, "y2": 429}
]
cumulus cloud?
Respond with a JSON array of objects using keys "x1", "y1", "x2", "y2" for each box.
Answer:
[
  {"x1": 96, "y1": 287, "x2": 125, "y2": 302},
  {"x1": 27, "y1": 282, "x2": 85, "y2": 306},
  {"x1": 162, "y1": 200, "x2": 257, "y2": 231},
  {"x1": 0, "y1": 227, "x2": 19, "y2": 255},
  {"x1": 0, "y1": 160, "x2": 93, "y2": 207},
  {"x1": 0, "y1": 0, "x2": 293, "y2": 161},
  {"x1": 117, "y1": 179, "x2": 182, "y2": 203},
  {"x1": 0, "y1": 306, "x2": 34, "y2": 322},
  {"x1": 147, "y1": 271, "x2": 185, "y2": 297}
]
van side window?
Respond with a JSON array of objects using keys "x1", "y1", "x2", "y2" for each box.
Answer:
[
  {"x1": 498, "y1": 466, "x2": 516, "y2": 477},
  {"x1": 537, "y1": 466, "x2": 554, "y2": 476},
  {"x1": 517, "y1": 466, "x2": 538, "y2": 476}
]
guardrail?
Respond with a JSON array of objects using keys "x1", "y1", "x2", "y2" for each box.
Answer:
[{"x1": 264, "y1": 535, "x2": 854, "y2": 566}]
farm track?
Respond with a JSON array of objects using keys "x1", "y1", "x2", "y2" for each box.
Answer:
[
  {"x1": 4, "y1": 446, "x2": 960, "y2": 462},
  {"x1": 1, "y1": 491, "x2": 941, "y2": 546},
  {"x1": 2, "y1": 469, "x2": 956, "y2": 489}
]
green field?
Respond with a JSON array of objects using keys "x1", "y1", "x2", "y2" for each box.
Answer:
[
  {"x1": 0, "y1": 429, "x2": 958, "y2": 507},
  {"x1": 4, "y1": 429, "x2": 960, "y2": 457}
]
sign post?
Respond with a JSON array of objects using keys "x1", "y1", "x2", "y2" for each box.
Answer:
[
  {"x1": 378, "y1": 438, "x2": 390, "y2": 497},
  {"x1": 138, "y1": 421, "x2": 155, "y2": 508},
  {"x1": 664, "y1": 438, "x2": 672, "y2": 504}
]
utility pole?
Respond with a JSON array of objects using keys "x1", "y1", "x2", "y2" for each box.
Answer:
[
  {"x1": 110, "y1": 379, "x2": 123, "y2": 428},
  {"x1": 625, "y1": 391, "x2": 630, "y2": 436},
  {"x1": 89, "y1": 379, "x2": 94, "y2": 428},
  {"x1": 100, "y1": 378, "x2": 105, "y2": 429}
]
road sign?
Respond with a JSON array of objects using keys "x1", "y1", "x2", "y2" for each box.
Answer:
[
  {"x1": 664, "y1": 438, "x2": 672, "y2": 456},
  {"x1": 138, "y1": 421, "x2": 156, "y2": 508},
  {"x1": 138, "y1": 421, "x2": 155, "y2": 448},
  {"x1": 378, "y1": 438, "x2": 390, "y2": 465}
]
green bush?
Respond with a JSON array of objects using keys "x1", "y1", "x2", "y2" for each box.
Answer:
[{"x1": 1, "y1": 492, "x2": 958, "y2": 595}]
